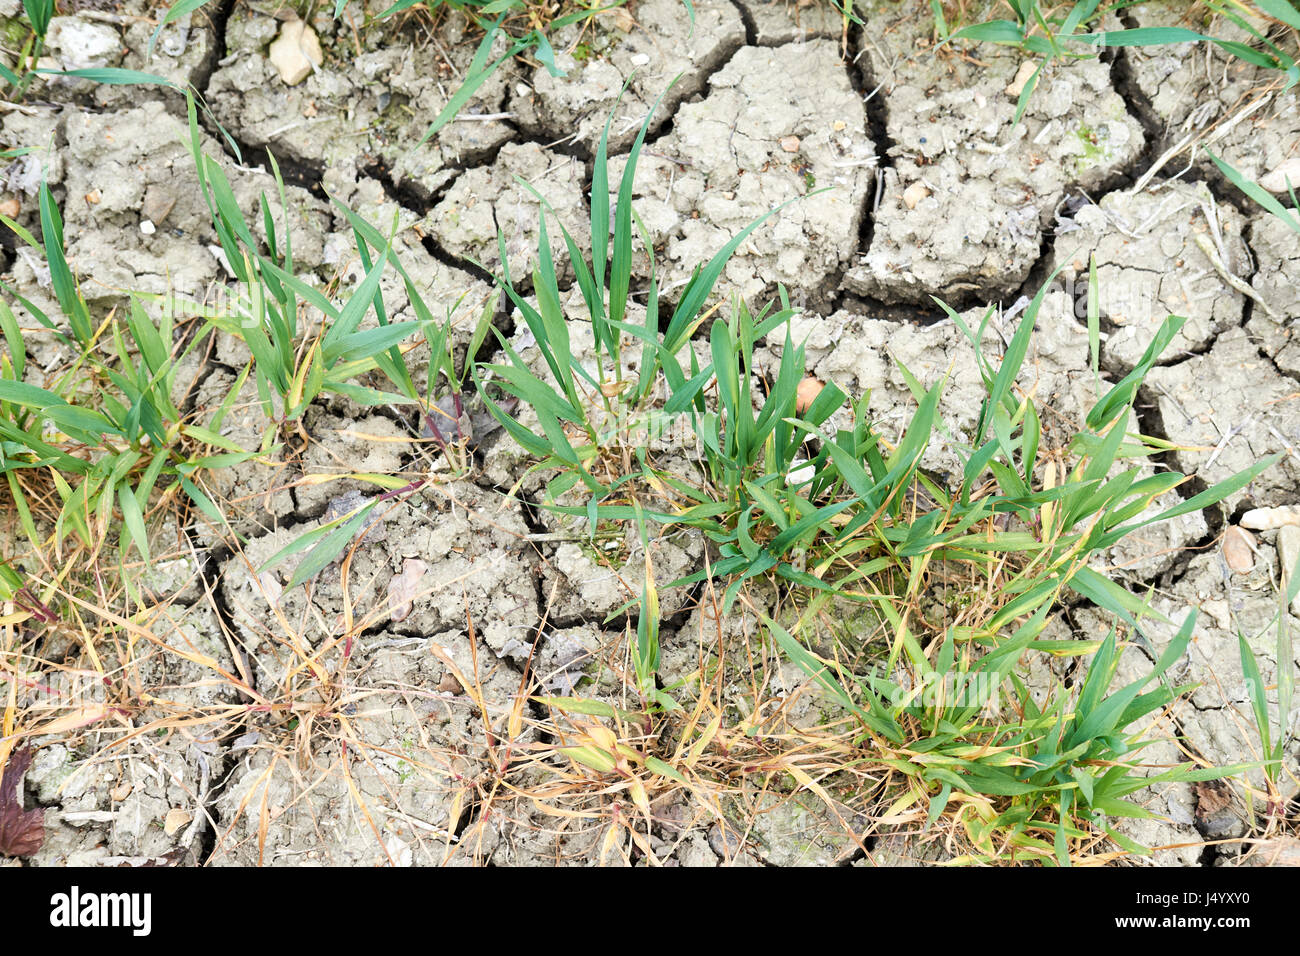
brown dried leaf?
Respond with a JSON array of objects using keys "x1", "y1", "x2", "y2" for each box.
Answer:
[
  {"x1": 388, "y1": 557, "x2": 429, "y2": 623},
  {"x1": 437, "y1": 673, "x2": 464, "y2": 695},
  {"x1": 0, "y1": 746, "x2": 45, "y2": 858},
  {"x1": 1194, "y1": 779, "x2": 1233, "y2": 819}
]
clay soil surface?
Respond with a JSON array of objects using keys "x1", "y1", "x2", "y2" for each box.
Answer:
[{"x1": 2, "y1": 0, "x2": 1299, "y2": 867}]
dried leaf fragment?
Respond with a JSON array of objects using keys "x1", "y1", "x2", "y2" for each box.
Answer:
[
  {"x1": 0, "y1": 746, "x2": 45, "y2": 858},
  {"x1": 1194, "y1": 779, "x2": 1232, "y2": 819},
  {"x1": 388, "y1": 558, "x2": 429, "y2": 623}
]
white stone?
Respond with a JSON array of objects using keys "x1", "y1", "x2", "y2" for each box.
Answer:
[
  {"x1": 1005, "y1": 60, "x2": 1036, "y2": 98},
  {"x1": 47, "y1": 17, "x2": 121, "y2": 72},
  {"x1": 1241, "y1": 505, "x2": 1300, "y2": 530},
  {"x1": 268, "y1": 19, "x2": 323, "y2": 87},
  {"x1": 1259, "y1": 158, "x2": 1300, "y2": 195},
  {"x1": 902, "y1": 181, "x2": 930, "y2": 209}
]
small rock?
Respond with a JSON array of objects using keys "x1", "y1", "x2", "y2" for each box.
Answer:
[
  {"x1": 162, "y1": 807, "x2": 191, "y2": 836},
  {"x1": 1005, "y1": 60, "x2": 1037, "y2": 98},
  {"x1": 1259, "y1": 158, "x2": 1300, "y2": 194},
  {"x1": 902, "y1": 181, "x2": 930, "y2": 209},
  {"x1": 1278, "y1": 525, "x2": 1300, "y2": 614},
  {"x1": 1221, "y1": 525, "x2": 1256, "y2": 573},
  {"x1": 84, "y1": 189, "x2": 101, "y2": 206},
  {"x1": 139, "y1": 219, "x2": 156, "y2": 236},
  {"x1": 515, "y1": 83, "x2": 532, "y2": 98},
  {"x1": 1240, "y1": 505, "x2": 1300, "y2": 530},
  {"x1": 47, "y1": 17, "x2": 122, "y2": 72},
  {"x1": 109, "y1": 782, "x2": 132, "y2": 802},
  {"x1": 787, "y1": 457, "x2": 815, "y2": 485},
  {"x1": 0, "y1": 197, "x2": 18, "y2": 219},
  {"x1": 795, "y1": 376, "x2": 824, "y2": 414},
  {"x1": 779, "y1": 135, "x2": 801, "y2": 153},
  {"x1": 141, "y1": 185, "x2": 176, "y2": 227},
  {"x1": 268, "y1": 19, "x2": 323, "y2": 87},
  {"x1": 630, "y1": 52, "x2": 650, "y2": 67},
  {"x1": 707, "y1": 820, "x2": 746, "y2": 859}
]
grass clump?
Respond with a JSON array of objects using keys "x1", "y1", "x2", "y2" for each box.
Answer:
[
  {"x1": 470, "y1": 87, "x2": 1280, "y2": 862},
  {"x1": 0, "y1": 183, "x2": 246, "y2": 582},
  {"x1": 926, "y1": 0, "x2": 1299, "y2": 120}
]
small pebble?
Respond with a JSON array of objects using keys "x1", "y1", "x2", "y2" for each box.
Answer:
[
  {"x1": 795, "y1": 376, "x2": 824, "y2": 414},
  {"x1": 268, "y1": 19, "x2": 323, "y2": 86},
  {"x1": 708, "y1": 821, "x2": 745, "y2": 858},
  {"x1": 139, "y1": 219, "x2": 156, "y2": 235},
  {"x1": 84, "y1": 188, "x2": 101, "y2": 205},
  {"x1": 788, "y1": 458, "x2": 815, "y2": 485},
  {"x1": 515, "y1": 83, "x2": 531, "y2": 98},
  {"x1": 0, "y1": 197, "x2": 18, "y2": 218},
  {"x1": 779, "y1": 135, "x2": 801, "y2": 153},
  {"x1": 141, "y1": 185, "x2": 175, "y2": 227},
  {"x1": 1259, "y1": 158, "x2": 1300, "y2": 194},
  {"x1": 1240, "y1": 505, "x2": 1300, "y2": 530},
  {"x1": 630, "y1": 52, "x2": 650, "y2": 67},
  {"x1": 1221, "y1": 525, "x2": 1255, "y2": 573},
  {"x1": 902, "y1": 181, "x2": 930, "y2": 209},
  {"x1": 163, "y1": 807, "x2": 191, "y2": 836},
  {"x1": 1005, "y1": 61, "x2": 1037, "y2": 98}
]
